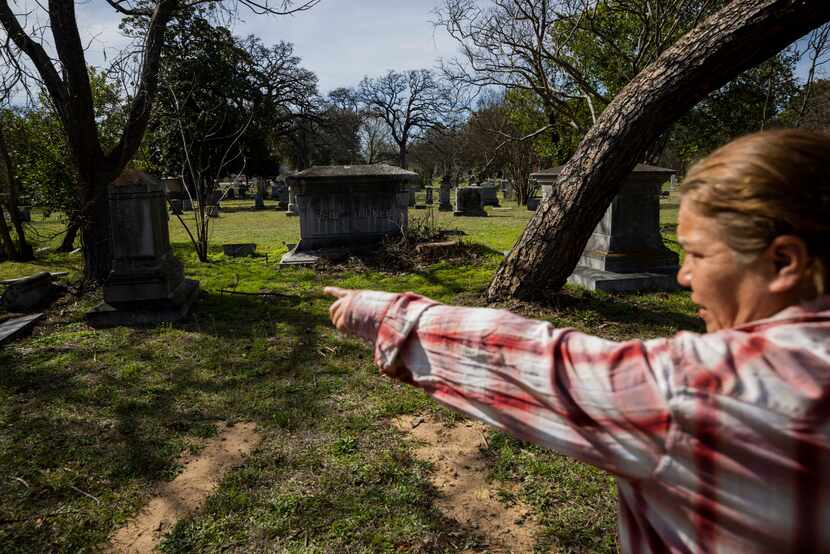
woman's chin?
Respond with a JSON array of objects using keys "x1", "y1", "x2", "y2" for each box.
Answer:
[{"x1": 698, "y1": 309, "x2": 719, "y2": 332}]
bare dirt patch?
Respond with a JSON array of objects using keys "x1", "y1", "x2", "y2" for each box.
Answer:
[
  {"x1": 393, "y1": 415, "x2": 541, "y2": 553},
  {"x1": 107, "y1": 421, "x2": 262, "y2": 553}
]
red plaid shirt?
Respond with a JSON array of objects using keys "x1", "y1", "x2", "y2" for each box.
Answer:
[{"x1": 342, "y1": 291, "x2": 830, "y2": 553}]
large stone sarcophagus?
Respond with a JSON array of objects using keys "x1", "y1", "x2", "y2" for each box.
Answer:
[{"x1": 280, "y1": 164, "x2": 418, "y2": 265}]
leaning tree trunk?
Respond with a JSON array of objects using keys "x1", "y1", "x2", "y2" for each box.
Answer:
[{"x1": 488, "y1": 0, "x2": 830, "y2": 301}]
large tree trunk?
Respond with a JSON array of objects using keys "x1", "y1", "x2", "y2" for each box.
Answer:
[
  {"x1": 487, "y1": 0, "x2": 830, "y2": 301},
  {"x1": 398, "y1": 144, "x2": 407, "y2": 169},
  {"x1": 0, "y1": 122, "x2": 33, "y2": 261},
  {"x1": 79, "y1": 175, "x2": 113, "y2": 282}
]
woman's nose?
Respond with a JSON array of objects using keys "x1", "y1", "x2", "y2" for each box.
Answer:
[{"x1": 677, "y1": 259, "x2": 692, "y2": 288}]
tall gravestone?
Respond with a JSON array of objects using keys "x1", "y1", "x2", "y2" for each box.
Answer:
[
  {"x1": 425, "y1": 187, "x2": 434, "y2": 205},
  {"x1": 86, "y1": 171, "x2": 199, "y2": 326},
  {"x1": 531, "y1": 164, "x2": 679, "y2": 292},
  {"x1": 280, "y1": 164, "x2": 417, "y2": 265},
  {"x1": 453, "y1": 186, "x2": 487, "y2": 217},
  {"x1": 254, "y1": 179, "x2": 266, "y2": 209},
  {"x1": 438, "y1": 177, "x2": 453, "y2": 211}
]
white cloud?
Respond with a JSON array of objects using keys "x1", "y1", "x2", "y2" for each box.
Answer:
[{"x1": 230, "y1": 0, "x2": 459, "y2": 93}]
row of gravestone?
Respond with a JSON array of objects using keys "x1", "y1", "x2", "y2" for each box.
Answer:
[{"x1": 76, "y1": 162, "x2": 679, "y2": 330}]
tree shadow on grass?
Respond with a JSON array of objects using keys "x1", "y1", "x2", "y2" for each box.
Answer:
[{"x1": 0, "y1": 289, "x2": 342, "y2": 548}]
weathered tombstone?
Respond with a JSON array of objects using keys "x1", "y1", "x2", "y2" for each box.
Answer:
[
  {"x1": 425, "y1": 186, "x2": 434, "y2": 205},
  {"x1": 526, "y1": 197, "x2": 541, "y2": 211},
  {"x1": 280, "y1": 164, "x2": 417, "y2": 265},
  {"x1": 531, "y1": 164, "x2": 680, "y2": 292},
  {"x1": 438, "y1": 182, "x2": 453, "y2": 212},
  {"x1": 453, "y1": 186, "x2": 487, "y2": 217},
  {"x1": 1, "y1": 272, "x2": 58, "y2": 311},
  {"x1": 182, "y1": 198, "x2": 193, "y2": 211},
  {"x1": 408, "y1": 187, "x2": 417, "y2": 208},
  {"x1": 480, "y1": 184, "x2": 500, "y2": 207},
  {"x1": 86, "y1": 170, "x2": 199, "y2": 327},
  {"x1": 162, "y1": 176, "x2": 184, "y2": 200},
  {"x1": 223, "y1": 243, "x2": 257, "y2": 257},
  {"x1": 502, "y1": 183, "x2": 514, "y2": 201},
  {"x1": 273, "y1": 184, "x2": 289, "y2": 210}
]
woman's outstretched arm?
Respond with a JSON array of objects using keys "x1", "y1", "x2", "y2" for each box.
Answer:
[{"x1": 325, "y1": 287, "x2": 675, "y2": 480}]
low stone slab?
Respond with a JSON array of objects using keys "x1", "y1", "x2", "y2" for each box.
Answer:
[
  {"x1": 279, "y1": 250, "x2": 321, "y2": 266},
  {"x1": 415, "y1": 240, "x2": 459, "y2": 260},
  {"x1": 568, "y1": 267, "x2": 680, "y2": 293},
  {"x1": 0, "y1": 313, "x2": 45, "y2": 346},
  {"x1": 86, "y1": 279, "x2": 200, "y2": 328},
  {"x1": 526, "y1": 198, "x2": 541, "y2": 211},
  {"x1": 223, "y1": 243, "x2": 257, "y2": 257},
  {"x1": 1, "y1": 272, "x2": 58, "y2": 311}
]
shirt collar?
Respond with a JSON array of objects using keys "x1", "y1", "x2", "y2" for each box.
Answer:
[{"x1": 735, "y1": 295, "x2": 830, "y2": 331}]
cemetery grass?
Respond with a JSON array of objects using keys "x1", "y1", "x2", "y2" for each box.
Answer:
[{"x1": 0, "y1": 198, "x2": 699, "y2": 553}]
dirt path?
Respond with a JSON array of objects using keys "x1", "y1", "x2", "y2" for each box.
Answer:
[
  {"x1": 107, "y1": 421, "x2": 262, "y2": 553},
  {"x1": 393, "y1": 415, "x2": 541, "y2": 553}
]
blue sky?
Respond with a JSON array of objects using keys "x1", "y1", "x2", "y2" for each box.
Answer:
[{"x1": 71, "y1": 0, "x2": 458, "y2": 95}]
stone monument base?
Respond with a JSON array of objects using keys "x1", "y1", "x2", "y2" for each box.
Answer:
[
  {"x1": 438, "y1": 204, "x2": 453, "y2": 212},
  {"x1": 568, "y1": 267, "x2": 679, "y2": 293},
  {"x1": 453, "y1": 209, "x2": 487, "y2": 217},
  {"x1": 279, "y1": 244, "x2": 373, "y2": 266},
  {"x1": 279, "y1": 249, "x2": 321, "y2": 266},
  {"x1": 86, "y1": 279, "x2": 200, "y2": 327}
]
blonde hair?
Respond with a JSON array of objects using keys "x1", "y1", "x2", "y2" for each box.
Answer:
[{"x1": 680, "y1": 129, "x2": 830, "y2": 294}]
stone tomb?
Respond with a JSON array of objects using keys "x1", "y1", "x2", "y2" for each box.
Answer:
[
  {"x1": 531, "y1": 164, "x2": 678, "y2": 292},
  {"x1": 453, "y1": 186, "x2": 487, "y2": 217},
  {"x1": 526, "y1": 197, "x2": 541, "y2": 211},
  {"x1": 480, "y1": 183, "x2": 500, "y2": 207},
  {"x1": 425, "y1": 186, "x2": 434, "y2": 205},
  {"x1": 87, "y1": 171, "x2": 199, "y2": 327},
  {"x1": 280, "y1": 164, "x2": 417, "y2": 265}
]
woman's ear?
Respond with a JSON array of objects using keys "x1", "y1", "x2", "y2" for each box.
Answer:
[{"x1": 765, "y1": 235, "x2": 813, "y2": 295}]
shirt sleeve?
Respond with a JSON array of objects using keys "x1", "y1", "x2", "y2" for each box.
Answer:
[{"x1": 345, "y1": 290, "x2": 676, "y2": 480}]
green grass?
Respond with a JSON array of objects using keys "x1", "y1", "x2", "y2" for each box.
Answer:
[{"x1": 0, "y1": 197, "x2": 698, "y2": 553}]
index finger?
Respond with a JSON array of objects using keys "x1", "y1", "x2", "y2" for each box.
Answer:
[{"x1": 323, "y1": 286, "x2": 351, "y2": 298}]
